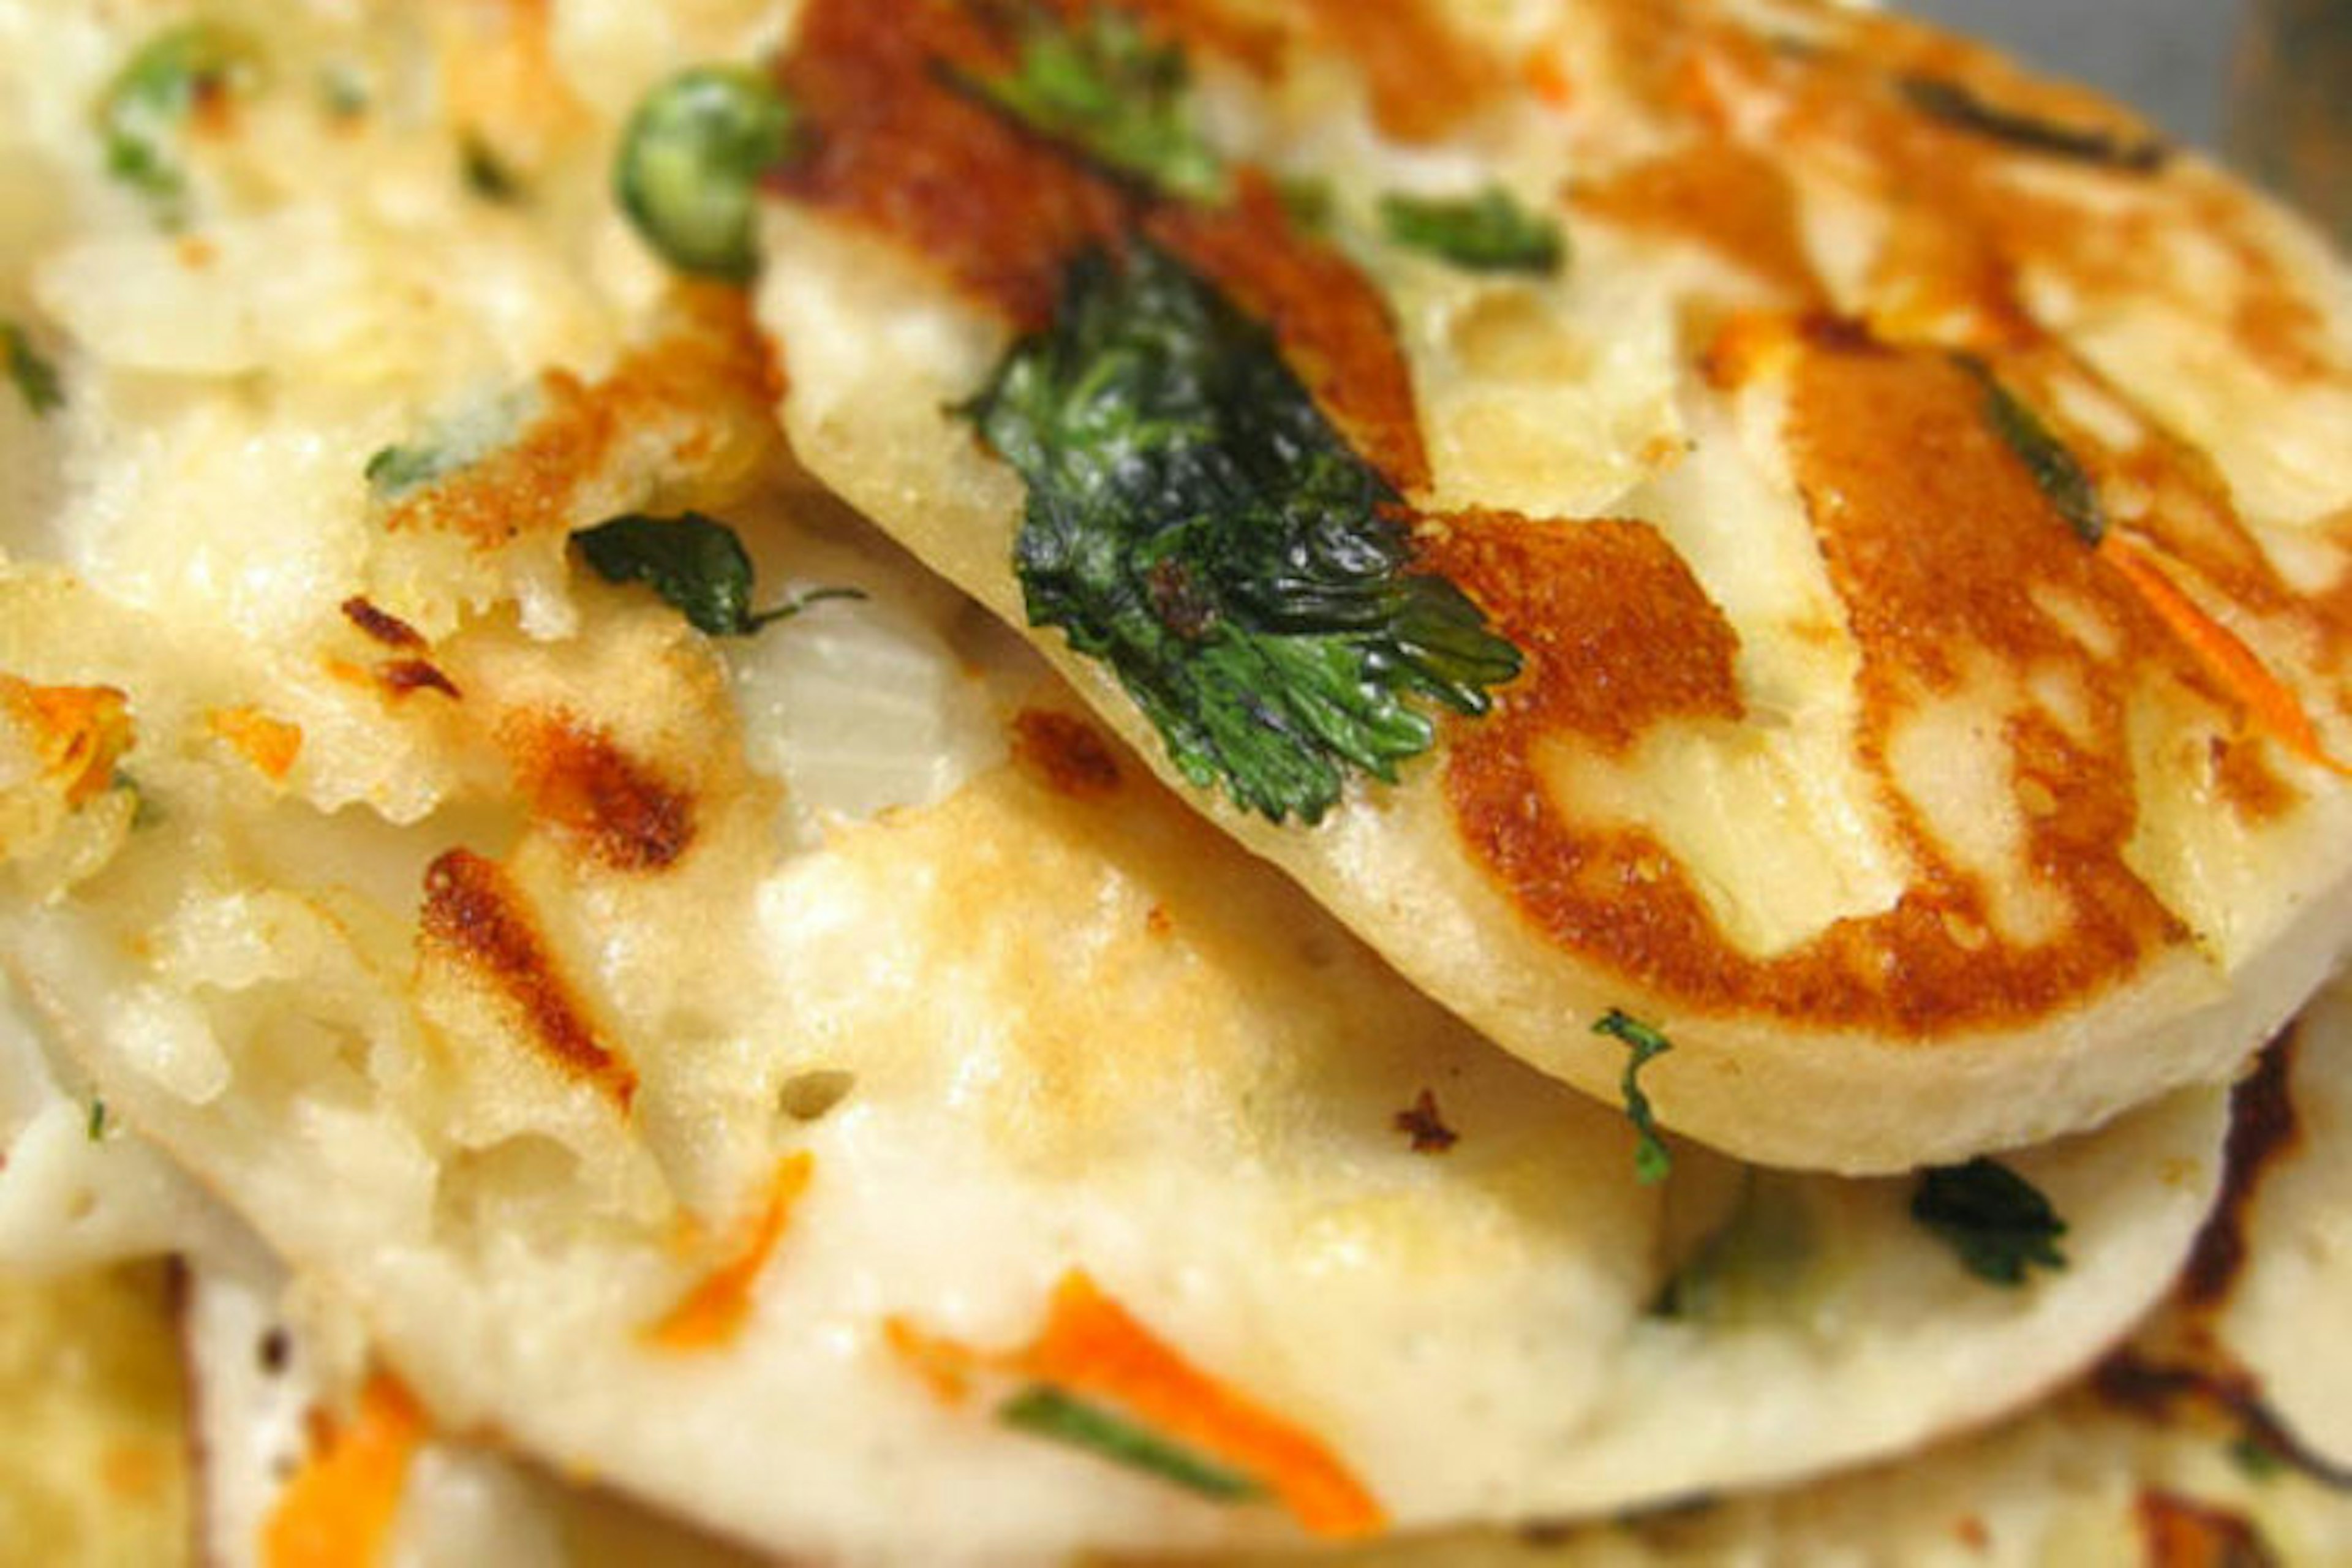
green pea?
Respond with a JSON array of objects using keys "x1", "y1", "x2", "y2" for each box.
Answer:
[{"x1": 613, "y1": 66, "x2": 797, "y2": 282}]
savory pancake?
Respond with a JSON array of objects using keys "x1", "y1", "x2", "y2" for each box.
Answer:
[
  {"x1": 0, "y1": 1, "x2": 2342, "y2": 1562},
  {"x1": 755, "y1": 0, "x2": 2352, "y2": 1172}
]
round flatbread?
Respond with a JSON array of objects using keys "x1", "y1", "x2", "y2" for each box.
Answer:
[{"x1": 756, "y1": 0, "x2": 2352, "y2": 1172}]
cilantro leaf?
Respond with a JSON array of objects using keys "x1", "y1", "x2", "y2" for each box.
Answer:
[
  {"x1": 614, "y1": 66, "x2": 799, "y2": 281},
  {"x1": 3, "y1": 323, "x2": 63, "y2": 417},
  {"x1": 572, "y1": 513, "x2": 861, "y2": 638},
  {"x1": 999, "y1": 1384, "x2": 1264, "y2": 1502},
  {"x1": 1957, "y1": 356, "x2": 2106, "y2": 546},
  {"x1": 1911, "y1": 1157, "x2": 2068, "y2": 1285},
  {"x1": 968, "y1": 6, "x2": 1224, "y2": 201},
  {"x1": 968, "y1": 243, "x2": 1521, "y2": 825},
  {"x1": 1593, "y1": 1009, "x2": 1674, "y2": 1183},
  {"x1": 87, "y1": 1098, "x2": 107, "y2": 1142},
  {"x1": 1380, "y1": 187, "x2": 1566, "y2": 275},
  {"x1": 1899, "y1": 75, "x2": 2167, "y2": 173},
  {"x1": 96, "y1": 23, "x2": 260, "y2": 218}
]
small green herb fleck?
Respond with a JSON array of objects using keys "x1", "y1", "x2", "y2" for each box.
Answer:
[
  {"x1": 2231, "y1": 1435, "x2": 2288, "y2": 1483},
  {"x1": 1898, "y1": 75, "x2": 2168, "y2": 174},
  {"x1": 572, "y1": 512, "x2": 862, "y2": 638},
  {"x1": 3, "y1": 323, "x2": 63, "y2": 417},
  {"x1": 1912, "y1": 1157, "x2": 2068, "y2": 1285},
  {"x1": 318, "y1": 65, "x2": 370, "y2": 120},
  {"x1": 461, "y1": 134, "x2": 524, "y2": 204},
  {"x1": 968, "y1": 6, "x2": 1224, "y2": 201},
  {"x1": 998, "y1": 1384, "x2": 1265, "y2": 1502},
  {"x1": 969, "y1": 243, "x2": 1521, "y2": 825},
  {"x1": 87, "y1": 1098, "x2": 107, "y2": 1142},
  {"x1": 96, "y1": 22, "x2": 260, "y2": 217},
  {"x1": 614, "y1": 66, "x2": 797, "y2": 282},
  {"x1": 1380, "y1": 187, "x2": 1566, "y2": 274},
  {"x1": 1275, "y1": 175, "x2": 1335, "y2": 234},
  {"x1": 365, "y1": 441, "x2": 464, "y2": 499},
  {"x1": 1594, "y1": 1009, "x2": 1674, "y2": 1184},
  {"x1": 1958, "y1": 356, "x2": 2106, "y2": 546}
]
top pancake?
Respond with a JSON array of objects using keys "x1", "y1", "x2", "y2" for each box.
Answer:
[{"x1": 756, "y1": 0, "x2": 2352, "y2": 1171}]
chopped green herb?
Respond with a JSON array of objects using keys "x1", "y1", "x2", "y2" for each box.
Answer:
[
  {"x1": 613, "y1": 66, "x2": 797, "y2": 282},
  {"x1": 87, "y1": 1098, "x2": 107, "y2": 1142},
  {"x1": 2231, "y1": 1435, "x2": 2288, "y2": 1483},
  {"x1": 572, "y1": 512, "x2": 862, "y2": 637},
  {"x1": 998, "y1": 1384, "x2": 1264, "y2": 1502},
  {"x1": 967, "y1": 6, "x2": 1224, "y2": 201},
  {"x1": 1958, "y1": 356, "x2": 2106, "y2": 546},
  {"x1": 1379, "y1": 187, "x2": 1566, "y2": 274},
  {"x1": 1899, "y1": 75, "x2": 2168, "y2": 173},
  {"x1": 1594, "y1": 1009, "x2": 1674, "y2": 1183},
  {"x1": 3, "y1": 323, "x2": 63, "y2": 417},
  {"x1": 96, "y1": 22, "x2": 260, "y2": 217},
  {"x1": 461, "y1": 134, "x2": 524, "y2": 204},
  {"x1": 364, "y1": 441, "x2": 466, "y2": 499},
  {"x1": 968, "y1": 243, "x2": 1520, "y2": 824},
  {"x1": 1912, "y1": 1157, "x2": 2068, "y2": 1285}
]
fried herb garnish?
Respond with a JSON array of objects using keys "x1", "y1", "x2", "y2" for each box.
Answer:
[
  {"x1": 2, "y1": 323, "x2": 63, "y2": 417},
  {"x1": 1911, "y1": 1157, "x2": 2068, "y2": 1284},
  {"x1": 1958, "y1": 356, "x2": 2105, "y2": 546},
  {"x1": 1899, "y1": 75, "x2": 2168, "y2": 174},
  {"x1": 572, "y1": 513, "x2": 862, "y2": 638},
  {"x1": 614, "y1": 66, "x2": 799, "y2": 281},
  {"x1": 1594, "y1": 1009, "x2": 1674, "y2": 1185},
  {"x1": 1379, "y1": 187, "x2": 1566, "y2": 275},
  {"x1": 968, "y1": 242, "x2": 1520, "y2": 825},
  {"x1": 96, "y1": 22, "x2": 260, "y2": 219},
  {"x1": 967, "y1": 5, "x2": 1224, "y2": 201},
  {"x1": 999, "y1": 1384, "x2": 1265, "y2": 1502}
]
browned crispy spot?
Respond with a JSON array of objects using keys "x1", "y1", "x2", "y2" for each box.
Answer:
[
  {"x1": 773, "y1": 0, "x2": 1429, "y2": 490},
  {"x1": 377, "y1": 660, "x2": 462, "y2": 702},
  {"x1": 341, "y1": 597, "x2": 428, "y2": 652},
  {"x1": 505, "y1": 714, "x2": 695, "y2": 872},
  {"x1": 1295, "y1": 0, "x2": 1508, "y2": 143},
  {"x1": 2136, "y1": 1491, "x2": 2282, "y2": 1568},
  {"x1": 1012, "y1": 707, "x2": 1123, "y2": 799},
  {"x1": 2211, "y1": 736, "x2": 2298, "y2": 825},
  {"x1": 2179, "y1": 1031, "x2": 2302, "y2": 1311},
  {"x1": 1573, "y1": 143, "x2": 1822, "y2": 302},
  {"x1": 383, "y1": 287, "x2": 777, "y2": 549},
  {"x1": 420, "y1": 849, "x2": 637, "y2": 1112},
  {"x1": 1392, "y1": 1089, "x2": 1458, "y2": 1154}
]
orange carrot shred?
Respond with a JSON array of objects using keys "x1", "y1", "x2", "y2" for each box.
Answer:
[
  {"x1": 210, "y1": 706, "x2": 304, "y2": 782},
  {"x1": 890, "y1": 1270, "x2": 1384, "y2": 1539},
  {"x1": 1, "y1": 677, "x2": 133, "y2": 807},
  {"x1": 262, "y1": 1372, "x2": 426, "y2": 1568},
  {"x1": 646, "y1": 1151, "x2": 814, "y2": 1351},
  {"x1": 2100, "y1": 537, "x2": 2352, "y2": 778}
]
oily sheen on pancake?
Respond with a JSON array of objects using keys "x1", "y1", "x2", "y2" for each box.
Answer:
[{"x1": 756, "y1": 0, "x2": 2352, "y2": 1172}]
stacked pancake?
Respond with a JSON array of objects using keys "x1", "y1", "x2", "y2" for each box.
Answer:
[{"x1": 1, "y1": 1, "x2": 2347, "y2": 1562}]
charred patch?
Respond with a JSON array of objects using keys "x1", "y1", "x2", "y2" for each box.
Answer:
[
  {"x1": 420, "y1": 848, "x2": 638, "y2": 1112},
  {"x1": 377, "y1": 659, "x2": 462, "y2": 702},
  {"x1": 1012, "y1": 707, "x2": 1123, "y2": 799},
  {"x1": 508, "y1": 714, "x2": 695, "y2": 872},
  {"x1": 340, "y1": 597, "x2": 428, "y2": 652},
  {"x1": 2095, "y1": 1352, "x2": 2352, "y2": 1493},
  {"x1": 1392, "y1": 1089, "x2": 1459, "y2": 1154},
  {"x1": 2179, "y1": 1029, "x2": 2301, "y2": 1311}
]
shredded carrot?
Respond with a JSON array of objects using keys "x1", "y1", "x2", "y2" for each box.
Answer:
[
  {"x1": 889, "y1": 1270, "x2": 1385, "y2": 1540},
  {"x1": 884, "y1": 1315, "x2": 982, "y2": 1405},
  {"x1": 646, "y1": 1152, "x2": 814, "y2": 1351},
  {"x1": 1, "y1": 677, "x2": 133, "y2": 807},
  {"x1": 2100, "y1": 537, "x2": 2352, "y2": 778},
  {"x1": 262, "y1": 1373, "x2": 426, "y2": 1568},
  {"x1": 210, "y1": 706, "x2": 303, "y2": 782},
  {"x1": 1519, "y1": 49, "x2": 1575, "y2": 109}
]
